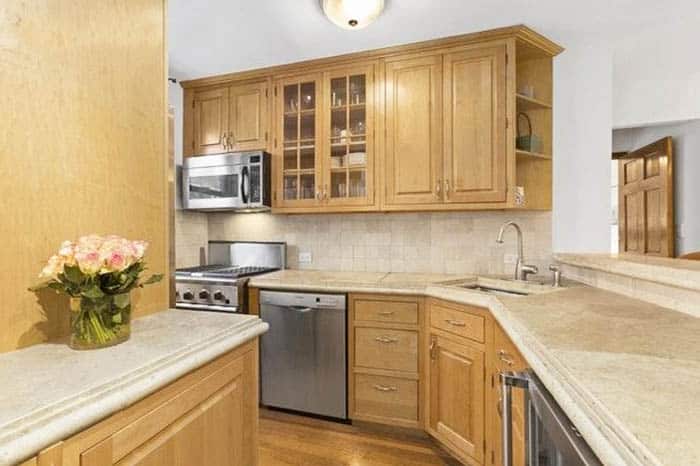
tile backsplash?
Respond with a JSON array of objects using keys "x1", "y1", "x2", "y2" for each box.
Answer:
[
  {"x1": 175, "y1": 210, "x2": 208, "y2": 268},
  {"x1": 202, "y1": 211, "x2": 553, "y2": 275}
]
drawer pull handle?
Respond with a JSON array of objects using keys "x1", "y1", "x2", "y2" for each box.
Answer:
[
  {"x1": 445, "y1": 319, "x2": 466, "y2": 327},
  {"x1": 375, "y1": 336, "x2": 398, "y2": 344},
  {"x1": 373, "y1": 384, "x2": 398, "y2": 392},
  {"x1": 378, "y1": 311, "x2": 395, "y2": 316},
  {"x1": 498, "y1": 349, "x2": 515, "y2": 366}
]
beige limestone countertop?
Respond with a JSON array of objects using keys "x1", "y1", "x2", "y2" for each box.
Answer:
[
  {"x1": 0, "y1": 310, "x2": 269, "y2": 466},
  {"x1": 252, "y1": 270, "x2": 700, "y2": 466}
]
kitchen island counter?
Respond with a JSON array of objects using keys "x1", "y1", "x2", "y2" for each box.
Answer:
[{"x1": 0, "y1": 309, "x2": 268, "y2": 466}]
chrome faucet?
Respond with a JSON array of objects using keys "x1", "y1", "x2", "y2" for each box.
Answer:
[{"x1": 496, "y1": 221, "x2": 538, "y2": 281}]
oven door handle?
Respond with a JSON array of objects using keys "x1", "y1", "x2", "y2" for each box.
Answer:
[
  {"x1": 500, "y1": 371, "x2": 530, "y2": 466},
  {"x1": 241, "y1": 165, "x2": 249, "y2": 204}
]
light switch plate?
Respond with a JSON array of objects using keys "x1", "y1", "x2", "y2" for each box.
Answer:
[
  {"x1": 503, "y1": 254, "x2": 518, "y2": 265},
  {"x1": 298, "y1": 251, "x2": 312, "y2": 264}
]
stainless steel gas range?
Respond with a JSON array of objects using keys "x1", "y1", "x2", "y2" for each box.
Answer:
[{"x1": 175, "y1": 241, "x2": 285, "y2": 313}]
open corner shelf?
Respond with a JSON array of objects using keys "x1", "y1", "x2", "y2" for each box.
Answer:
[
  {"x1": 516, "y1": 149, "x2": 551, "y2": 160},
  {"x1": 515, "y1": 94, "x2": 552, "y2": 111}
]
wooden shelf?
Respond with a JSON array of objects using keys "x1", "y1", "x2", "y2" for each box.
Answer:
[
  {"x1": 283, "y1": 168, "x2": 316, "y2": 175},
  {"x1": 284, "y1": 109, "x2": 315, "y2": 117},
  {"x1": 516, "y1": 149, "x2": 551, "y2": 160},
  {"x1": 330, "y1": 165, "x2": 366, "y2": 173},
  {"x1": 331, "y1": 103, "x2": 366, "y2": 111},
  {"x1": 516, "y1": 94, "x2": 552, "y2": 110},
  {"x1": 330, "y1": 141, "x2": 366, "y2": 148}
]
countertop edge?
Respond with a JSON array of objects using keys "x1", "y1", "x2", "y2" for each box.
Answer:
[
  {"x1": 0, "y1": 317, "x2": 269, "y2": 466},
  {"x1": 252, "y1": 276, "x2": 662, "y2": 466}
]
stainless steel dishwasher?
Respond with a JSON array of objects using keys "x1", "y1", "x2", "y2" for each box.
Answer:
[{"x1": 259, "y1": 290, "x2": 347, "y2": 419}]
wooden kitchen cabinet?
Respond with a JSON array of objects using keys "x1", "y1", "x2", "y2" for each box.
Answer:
[
  {"x1": 384, "y1": 54, "x2": 443, "y2": 206},
  {"x1": 443, "y1": 44, "x2": 507, "y2": 204},
  {"x1": 428, "y1": 334, "x2": 485, "y2": 465},
  {"x1": 228, "y1": 80, "x2": 269, "y2": 152},
  {"x1": 29, "y1": 340, "x2": 259, "y2": 466},
  {"x1": 181, "y1": 26, "x2": 562, "y2": 211},
  {"x1": 348, "y1": 294, "x2": 424, "y2": 428},
  {"x1": 273, "y1": 73, "x2": 323, "y2": 209},
  {"x1": 187, "y1": 80, "x2": 269, "y2": 156},
  {"x1": 191, "y1": 86, "x2": 229, "y2": 156}
]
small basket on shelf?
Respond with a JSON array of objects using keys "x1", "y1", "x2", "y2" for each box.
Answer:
[{"x1": 516, "y1": 112, "x2": 543, "y2": 154}]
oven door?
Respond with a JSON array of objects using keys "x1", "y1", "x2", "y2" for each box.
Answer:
[{"x1": 183, "y1": 163, "x2": 244, "y2": 210}]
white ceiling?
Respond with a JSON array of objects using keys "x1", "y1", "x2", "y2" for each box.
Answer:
[{"x1": 168, "y1": 0, "x2": 697, "y2": 81}]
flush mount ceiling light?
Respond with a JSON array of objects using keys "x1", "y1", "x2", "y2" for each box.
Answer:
[{"x1": 321, "y1": 0, "x2": 385, "y2": 30}]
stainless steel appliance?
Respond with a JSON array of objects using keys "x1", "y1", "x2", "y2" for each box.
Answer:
[
  {"x1": 182, "y1": 151, "x2": 271, "y2": 212},
  {"x1": 259, "y1": 290, "x2": 347, "y2": 420},
  {"x1": 175, "y1": 241, "x2": 285, "y2": 313},
  {"x1": 501, "y1": 371, "x2": 602, "y2": 466}
]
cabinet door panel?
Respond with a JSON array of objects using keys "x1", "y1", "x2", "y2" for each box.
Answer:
[
  {"x1": 193, "y1": 87, "x2": 229, "y2": 155},
  {"x1": 444, "y1": 45, "x2": 507, "y2": 203},
  {"x1": 229, "y1": 81, "x2": 268, "y2": 151},
  {"x1": 384, "y1": 55, "x2": 443, "y2": 206},
  {"x1": 116, "y1": 377, "x2": 245, "y2": 466},
  {"x1": 429, "y1": 334, "x2": 484, "y2": 464}
]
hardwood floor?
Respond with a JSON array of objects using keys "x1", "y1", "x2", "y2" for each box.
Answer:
[{"x1": 259, "y1": 410, "x2": 460, "y2": 466}]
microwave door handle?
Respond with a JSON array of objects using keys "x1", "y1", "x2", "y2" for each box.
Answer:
[
  {"x1": 500, "y1": 372, "x2": 529, "y2": 466},
  {"x1": 241, "y1": 166, "x2": 249, "y2": 204}
]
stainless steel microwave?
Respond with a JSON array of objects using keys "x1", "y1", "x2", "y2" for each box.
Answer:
[{"x1": 182, "y1": 151, "x2": 271, "y2": 212}]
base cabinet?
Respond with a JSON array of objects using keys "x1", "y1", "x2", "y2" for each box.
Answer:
[
  {"x1": 26, "y1": 340, "x2": 259, "y2": 466},
  {"x1": 427, "y1": 333, "x2": 486, "y2": 466}
]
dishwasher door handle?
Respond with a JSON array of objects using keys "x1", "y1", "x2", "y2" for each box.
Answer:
[
  {"x1": 500, "y1": 371, "x2": 529, "y2": 466},
  {"x1": 290, "y1": 305, "x2": 315, "y2": 313}
]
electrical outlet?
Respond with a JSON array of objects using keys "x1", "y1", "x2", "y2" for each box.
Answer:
[
  {"x1": 298, "y1": 251, "x2": 312, "y2": 264},
  {"x1": 503, "y1": 254, "x2": 518, "y2": 265}
]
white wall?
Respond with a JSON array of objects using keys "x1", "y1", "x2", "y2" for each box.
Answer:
[
  {"x1": 613, "y1": 17, "x2": 700, "y2": 129},
  {"x1": 552, "y1": 42, "x2": 613, "y2": 253},
  {"x1": 613, "y1": 120, "x2": 700, "y2": 255}
]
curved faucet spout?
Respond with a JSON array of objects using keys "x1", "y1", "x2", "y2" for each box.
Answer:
[{"x1": 496, "y1": 221, "x2": 537, "y2": 281}]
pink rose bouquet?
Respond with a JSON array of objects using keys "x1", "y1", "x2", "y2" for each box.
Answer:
[{"x1": 31, "y1": 235, "x2": 162, "y2": 349}]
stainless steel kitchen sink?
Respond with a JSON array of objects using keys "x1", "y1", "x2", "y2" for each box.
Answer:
[{"x1": 458, "y1": 284, "x2": 530, "y2": 297}]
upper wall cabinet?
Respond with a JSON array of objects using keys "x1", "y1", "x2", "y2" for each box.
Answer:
[
  {"x1": 384, "y1": 54, "x2": 443, "y2": 206},
  {"x1": 186, "y1": 80, "x2": 269, "y2": 156},
  {"x1": 443, "y1": 44, "x2": 507, "y2": 204},
  {"x1": 181, "y1": 25, "x2": 562, "y2": 212}
]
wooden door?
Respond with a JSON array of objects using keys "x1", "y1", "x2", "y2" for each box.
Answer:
[
  {"x1": 384, "y1": 54, "x2": 443, "y2": 206},
  {"x1": 273, "y1": 74, "x2": 323, "y2": 209},
  {"x1": 443, "y1": 44, "x2": 507, "y2": 203},
  {"x1": 428, "y1": 334, "x2": 485, "y2": 465},
  {"x1": 322, "y1": 65, "x2": 375, "y2": 208},
  {"x1": 229, "y1": 81, "x2": 269, "y2": 151},
  {"x1": 618, "y1": 137, "x2": 674, "y2": 257},
  {"x1": 193, "y1": 86, "x2": 229, "y2": 155},
  {"x1": 493, "y1": 325, "x2": 528, "y2": 466}
]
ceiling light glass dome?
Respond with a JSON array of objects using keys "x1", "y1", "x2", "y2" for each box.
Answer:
[{"x1": 321, "y1": 0, "x2": 385, "y2": 30}]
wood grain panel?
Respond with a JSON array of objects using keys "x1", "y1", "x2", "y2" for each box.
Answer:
[
  {"x1": 355, "y1": 328, "x2": 419, "y2": 373},
  {"x1": 443, "y1": 44, "x2": 507, "y2": 203},
  {"x1": 229, "y1": 80, "x2": 268, "y2": 151},
  {"x1": 429, "y1": 302, "x2": 485, "y2": 343},
  {"x1": 353, "y1": 374, "x2": 419, "y2": 423},
  {"x1": 193, "y1": 86, "x2": 229, "y2": 155},
  {"x1": 0, "y1": 0, "x2": 168, "y2": 352},
  {"x1": 384, "y1": 54, "x2": 443, "y2": 205},
  {"x1": 354, "y1": 298, "x2": 419, "y2": 325}
]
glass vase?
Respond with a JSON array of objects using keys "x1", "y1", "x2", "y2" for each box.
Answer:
[{"x1": 69, "y1": 292, "x2": 131, "y2": 350}]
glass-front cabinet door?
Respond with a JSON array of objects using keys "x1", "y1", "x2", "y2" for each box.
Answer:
[
  {"x1": 322, "y1": 65, "x2": 374, "y2": 207},
  {"x1": 275, "y1": 74, "x2": 322, "y2": 207}
]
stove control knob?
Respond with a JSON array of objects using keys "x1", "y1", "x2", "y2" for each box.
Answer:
[
  {"x1": 182, "y1": 290, "x2": 194, "y2": 300},
  {"x1": 213, "y1": 290, "x2": 224, "y2": 301},
  {"x1": 199, "y1": 289, "x2": 210, "y2": 300}
]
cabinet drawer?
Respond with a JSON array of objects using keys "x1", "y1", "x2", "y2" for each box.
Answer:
[
  {"x1": 430, "y1": 302, "x2": 485, "y2": 343},
  {"x1": 354, "y1": 374, "x2": 418, "y2": 422},
  {"x1": 354, "y1": 328, "x2": 418, "y2": 372},
  {"x1": 354, "y1": 298, "x2": 418, "y2": 324}
]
